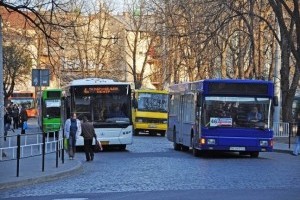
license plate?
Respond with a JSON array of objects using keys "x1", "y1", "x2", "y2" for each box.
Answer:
[
  {"x1": 148, "y1": 124, "x2": 157, "y2": 128},
  {"x1": 100, "y1": 141, "x2": 109, "y2": 145},
  {"x1": 230, "y1": 147, "x2": 245, "y2": 151}
]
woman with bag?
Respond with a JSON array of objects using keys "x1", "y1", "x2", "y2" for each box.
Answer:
[
  {"x1": 81, "y1": 116, "x2": 101, "y2": 162},
  {"x1": 64, "y1": 113, "x2": 81, "y2": 160}
]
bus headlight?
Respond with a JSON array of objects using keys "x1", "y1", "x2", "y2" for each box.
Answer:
[
  {"x1": 260, "y1": 140, "x2": 268, "y2": 146},
  {"x1": 200, "y1": 138, "x2": 205, "y2": 144},
  {"x1": 207, "y1": 139, "x2": 216, "y2": 145}
]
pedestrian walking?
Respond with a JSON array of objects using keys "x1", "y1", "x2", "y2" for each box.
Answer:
[
  {"x1": 4, "y1": 108, "x2": 12, "y2": 141},
  {"x1": 81, "y1": 116, "x2": 97, "y2": 162},
  {"x1": 292, "y1": 113, "x2": 300, "y2": 156},
  {"x1": 20, "y1": 106, "x2": 28, "y2": 134},
  {"x1": 12, "y1": 104, "x2": 19, "y2": 129},
  {"x1": 64, "y1": 113, "x2": 81, "y2": 160}
]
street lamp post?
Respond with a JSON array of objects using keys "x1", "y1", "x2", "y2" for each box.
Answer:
[{"x1": 0, "y1": 16, "x2": 5, "y2": 153}]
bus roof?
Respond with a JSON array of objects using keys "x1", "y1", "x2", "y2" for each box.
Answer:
[
  {"x1": 135, "y1": 89, "x2": 168, "y2": 94},
  {"x1": 169, "y1": 79, "x2": 274, "y2": 96},
  {"x1": 68, "y1": 78, "x2": 131, "y2": 86},
  {"x1": 43, "y1": 88, "x2": 62, "y2": 92}
]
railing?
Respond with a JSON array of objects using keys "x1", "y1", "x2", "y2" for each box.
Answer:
[
  {"x1": 273, "y1": 122, "x2": 297, "y2": 137},
  {"x1": 0, "y1": 130, "x2": 65, "y2": 177}
]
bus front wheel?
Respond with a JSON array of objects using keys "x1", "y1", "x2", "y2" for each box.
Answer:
[
  {"x1": 134, "y1": 129, "x2": 139, "y2": 136},
  {"x1": 119, "y1": 145, "x2": 126, "y2": 151},
  {"x1": 250, "y1": 151, "x2": 259, "y2": 158}
]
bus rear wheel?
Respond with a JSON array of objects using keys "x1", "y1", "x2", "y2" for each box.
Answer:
[
  {"x1": 192, "y1": 136, "x2": 200, "y2": 157},
  {"x1": 173, "y1": 129, "x2": 181, "y2": 151},
  {"x1": 250, "y1": 151, "x2": 259, "y2": 158}
]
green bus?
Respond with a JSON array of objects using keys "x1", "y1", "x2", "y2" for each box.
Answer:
[{"x1": 38, "y1": 88, "x2": 63, "y2": 134}]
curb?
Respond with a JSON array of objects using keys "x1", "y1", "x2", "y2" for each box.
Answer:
[
  {"x1": 0, "y1": 160, "x2": 83, "y2": 190},
  {"x1": 273, "y1": 149, "x2": 293, "y2": 154}
]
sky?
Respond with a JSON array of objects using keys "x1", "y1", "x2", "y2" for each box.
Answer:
[{"x1": 87, "y1": 0, "x2": 126, "y2": 13}]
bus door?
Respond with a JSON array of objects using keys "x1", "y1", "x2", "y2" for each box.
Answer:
[
  {"x1": 179, "y1": 95, "x2": 185, "y2": 143},
  {"x1": 195, "y1": 93, "x2": 202, "y2": 137}
]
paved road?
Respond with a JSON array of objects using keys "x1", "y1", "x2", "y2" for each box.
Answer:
[{"x1": 0, "y1": 135, "x2": 299, "y2": 200}]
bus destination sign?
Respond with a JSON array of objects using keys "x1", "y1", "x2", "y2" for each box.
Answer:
[{"x1": 83, "y1": 87, "x2": 120, "y2": 94}]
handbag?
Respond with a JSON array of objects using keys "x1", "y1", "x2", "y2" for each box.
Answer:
[
  {"x1": 64, "y1": 138, "x2": 69, "y2": 151},
  {"x1": 94, "y1": 138, "x2": 103, "y2": 152},
  {"x1": 23, "y1": 121, "x2": 28, "y2": 130}
]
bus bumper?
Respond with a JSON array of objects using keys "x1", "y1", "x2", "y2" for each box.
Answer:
[
  {"x1": 197, "y1": 137, "x2": 273, "y2": 152},
  {"x1": 134, "y1": 123, "x2": 167, "y2": 131},
  {"x1": 76, "y1": 127, "x2": 133, "y2": 147}
]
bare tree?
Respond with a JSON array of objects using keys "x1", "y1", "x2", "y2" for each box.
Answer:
[
  {"x1": 268, "y1": 0, "x2": 300, "y2": 122},
  {"x1": 59, "y1": 2, "x2": 125, "y2": 86},
  {"x1": 121, "y1": 0, "x2": 158, "y2": 89}
]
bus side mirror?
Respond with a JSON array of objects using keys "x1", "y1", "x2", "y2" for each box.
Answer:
[
  {"x1": 196, "y1": 94, "x2": 202, "y2": 107},
  {"x1": 132, "y1": 99, "x2": 138, "y2": 109},
  {"x1": 273, "y1": 96, "x2": 278, "y2": 106}
]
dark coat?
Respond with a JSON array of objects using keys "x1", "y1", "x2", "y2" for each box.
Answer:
[
  {"x1": 20, "y1": 108, "x2": 28, "y2": 122},
  {"x1": 4, "y1": 112, "x2": 11, "y2": 124},
  {"x1": 81, "y1": 121, "x2": 96, "y2": 139},
  {"x1": 297, "y1": 124, "x2": 300, "y2": 137},
  {"x1": 296, "y1": 115, "x2": 300, "y2": 136}
]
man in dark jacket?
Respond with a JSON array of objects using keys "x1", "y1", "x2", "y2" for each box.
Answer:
[
  {"x1": 81, "y1": 116, "x2": 97, "y2": 161},
  {"x1": 4, "y1": 109, "x2": 12, "y2": 141},
  {"x1": 12, "y1": 104, "x2": 19, "y2": 129},
  {"x1": 20, "y1": 106, "x2": 28, "y2": 134}
]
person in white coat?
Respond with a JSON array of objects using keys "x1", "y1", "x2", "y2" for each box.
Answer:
[
  {"x1": 292, "y1": 113, "x2": 300, "y2": 156},
  {"x1": 64, "y1": 113, "x2": 82, "y2": 159}
]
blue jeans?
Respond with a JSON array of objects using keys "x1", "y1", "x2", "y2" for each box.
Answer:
[
  {"x1": 293, "y1": 136, "x2": 300, "y2": 155},
  {"x1": 68, "y1": 135, "x2": 77, "y2": 158}
]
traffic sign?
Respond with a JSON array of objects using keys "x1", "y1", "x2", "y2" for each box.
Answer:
[{"x1": 32, "y1": 69, "x2": 50, "y2": 86}]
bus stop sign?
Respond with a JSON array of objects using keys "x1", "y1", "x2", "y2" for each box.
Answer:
[{"x1": 32, "y1": 69, "x2": 50, "y2": 86}]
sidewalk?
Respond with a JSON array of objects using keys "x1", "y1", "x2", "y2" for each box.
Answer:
[
  {"x1": 0, "y1": 152, "x2": 83, "y2": 190},
  {"x1": 0, "y1": 118, "x2": 83, "y2": 190}
]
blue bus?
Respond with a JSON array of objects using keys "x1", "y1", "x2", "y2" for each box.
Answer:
[{"x1": 167, "y1": 79, "x2": 278, "y2": 158}]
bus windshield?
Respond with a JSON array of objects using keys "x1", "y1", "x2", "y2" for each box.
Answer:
[
  {"x1": 137, "y1": 93, "x2": 168, "y2": 112},
  {"x1": 44, "y1": 99, "x2": 61, "y2": 118},
  {"x1": 73, "y1": 91, "x2": 131, "y2": 124},
  {"x1": 202, "y1": 96, "x2": 272, "y2": 128}
]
